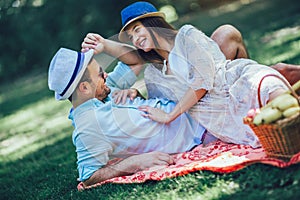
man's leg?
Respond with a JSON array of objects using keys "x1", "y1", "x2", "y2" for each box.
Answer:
[
  {"x1": 210, "y1": 24, "x2": 249, "y2": 60},
  {"x1": 211, "y1": 24, "x2": 299, "y2": 85}
]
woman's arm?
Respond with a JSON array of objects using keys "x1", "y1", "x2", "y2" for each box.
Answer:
[
  {"x1": 139, "y1": 88, "x2": 207, "y2": 123},
  {"x1": 82, "y1": 33, "x2": 145, "y2": 76}
]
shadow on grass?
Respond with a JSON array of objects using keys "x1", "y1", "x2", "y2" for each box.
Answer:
[
  {"x1": 0, "y1": 70, "x2": 53, "y2": 118},
  {"x1": 2, "y1": 137, "x2": 300, "y2": 200},
  {"x1": 71, "y1": 163, "x2": 300, "y2": 200},
  {"x1": 0, "y1": 135, "x2": 79, "y2": 200}
]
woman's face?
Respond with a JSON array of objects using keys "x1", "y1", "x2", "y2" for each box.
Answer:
[{"x1": 126, "y1": 21, "x2": 154, "y2": 52}]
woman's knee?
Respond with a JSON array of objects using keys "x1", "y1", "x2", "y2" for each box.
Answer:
[
  {"x1": 211, "y1": 24, "x2": 242, "y2": 44},
  {"x1": 211, "y1": 24, "x2": 247, "y2": 59}
]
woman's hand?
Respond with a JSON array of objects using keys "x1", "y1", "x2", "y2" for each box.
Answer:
[
  {"x1": 81, "y1": 33, "x2": 106, "y2": 54},
  {"x1": 112, "y1": 88, "x2": 140, "y2": 104},
  {"x1": 142, "y1": 88, "x2": 206, "y2": 124},
  {"x1": 138, "y1": 105, "x2": 172, "y2": 124}
]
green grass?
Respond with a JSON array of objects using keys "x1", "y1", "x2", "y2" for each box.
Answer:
[{"x1": 1, "y1": 0, "x2": 300, "y2": 199}]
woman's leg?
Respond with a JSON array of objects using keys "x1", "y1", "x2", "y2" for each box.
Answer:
[
  {"x1": 210, "y1": 24, "x2": 249, "y2": 60},
  {"x1": 211, "y1": 24, "x2": 300, "y2": 85}
]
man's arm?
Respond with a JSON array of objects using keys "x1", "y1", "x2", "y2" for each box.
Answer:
[{"x1": 83, "y1": 151, "x2": 174, "y2": 187}]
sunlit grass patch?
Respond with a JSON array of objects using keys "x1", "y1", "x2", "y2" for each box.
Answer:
[
  {"x1": 261, "y1": 26, "x2": 300, "y2": 47},
  {"x1": 151, "y1": 175, "x2": 240, "y2": 200},
  {"x1": 0, "y1": 73, "x2": 46, "y2": 105},
  {"x1": 0, "y1": 71, "x2": 53, "y2": 117},
  {"x1": 0, "y1": 97, "x2": 72, "y2": 163},
  {"x1": 248, "y1": 26, "x2": 300, "y2": 65},
  {"x1": 208, "y1": 0, "x2": 257, "y2": 17}
]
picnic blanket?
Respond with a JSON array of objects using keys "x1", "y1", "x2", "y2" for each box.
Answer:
[{"x1": 77, "y1": 140, "x2": 300, "y2": 191}]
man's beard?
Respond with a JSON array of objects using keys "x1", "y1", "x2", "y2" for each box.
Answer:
[{"x1": 97, "y1": 85, "x2": 111, "y2": 101}]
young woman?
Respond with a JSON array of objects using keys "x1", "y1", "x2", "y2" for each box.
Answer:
[{"x1": 82, "y1": 2, "x2": 292, "y2": 148}]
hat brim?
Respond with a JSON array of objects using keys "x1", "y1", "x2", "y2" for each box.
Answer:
[
  {"x1": 118, "y1": 12, "x2": 165, "y2": 42},
  {"x1": 56, "y1": 49, "x2": 94, "y2": 100}
]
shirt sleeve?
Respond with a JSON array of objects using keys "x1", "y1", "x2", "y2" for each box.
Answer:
[
  {"x1": 106, "y1": 61, "x2": 137, "y2": 90},
  {"x1": 75, "y1": 142, "x2": 111, "y2": 181},
  {"x1": 181, "y1": 26, "x2": 215, "y2": 91},
  {"x1": 72, "y1": 110, "x2": 113, "y2": 182}
]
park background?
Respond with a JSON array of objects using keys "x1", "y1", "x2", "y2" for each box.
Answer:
[{"x1": 0, "y1": 0, "x2": 300, "y2": 199}]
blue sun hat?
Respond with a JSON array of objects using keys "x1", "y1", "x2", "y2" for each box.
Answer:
[
  {"x1": 119, "y1": 1, "x2": 165, "y2": 42},
  {"x1": 48, "y1": 48, "x2": 94, "y2": 100}
]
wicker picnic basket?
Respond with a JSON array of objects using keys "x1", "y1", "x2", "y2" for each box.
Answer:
[{"x1": 244, "y1": 74, "x2": 300, "y2": 161}]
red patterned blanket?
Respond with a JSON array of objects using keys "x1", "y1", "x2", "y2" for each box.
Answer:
[{"x1": 77, "y1": 140, "x2": 300, "y2": 191}]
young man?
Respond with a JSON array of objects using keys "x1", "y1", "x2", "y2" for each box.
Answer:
[{"x1": 48, "y1": 47, "x2": 212, "y2": 187}]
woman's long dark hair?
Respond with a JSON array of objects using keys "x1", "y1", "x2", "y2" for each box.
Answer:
[{"x1": 136, "y1": 17, "x2": 177, "y2": 65}]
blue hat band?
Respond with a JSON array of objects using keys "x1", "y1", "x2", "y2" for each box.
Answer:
[{"x1": 59, "y1": 52, "x2": 83, "y2": 97}]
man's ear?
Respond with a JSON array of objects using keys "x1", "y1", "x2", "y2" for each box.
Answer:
[{"x1": 78, "y1": 81, "x2": 90, "y2": 94}]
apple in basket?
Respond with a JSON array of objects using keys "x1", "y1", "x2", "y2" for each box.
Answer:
[{"x1": 246, "y1": 108, "x2": 260, "y2": 119}]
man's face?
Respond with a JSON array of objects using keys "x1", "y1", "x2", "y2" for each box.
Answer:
[{"x1": 88, "y1": 59, "x2": 111, "y2": 101}]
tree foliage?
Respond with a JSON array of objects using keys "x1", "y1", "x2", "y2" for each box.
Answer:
[
  {"x1": 0, "y1": 0, "x2": 139, "y2": 82},
  {"x1": 0, "y1": 0, "x2": 235, "y2": 83}
]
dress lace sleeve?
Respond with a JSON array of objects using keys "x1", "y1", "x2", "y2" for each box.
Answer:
[{"x1": 180, "y1": 25, "x2": 215, "y2": 91}]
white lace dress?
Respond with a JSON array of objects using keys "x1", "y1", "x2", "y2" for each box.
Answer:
[{"x1": 144, "y1": 25, "x2": 288, "y2": 148}]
